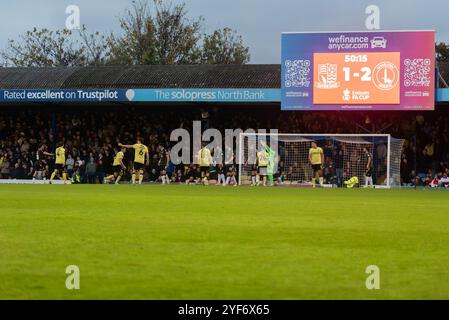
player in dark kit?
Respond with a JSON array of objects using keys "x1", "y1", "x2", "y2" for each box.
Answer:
[
  {"x1": 363, "y1": 147, "x2": 374, "y2": 188},
  {"x1": 157, "y1": 144, "x2": 170, "y2": 184},
  {"x1": 36, "y1": 144, "x2": 54, "y2": 162},
  {"x1": 250, "y1": 164, "x2": 258, "y2": 186},
  {"x1": 225, "y1": 157, "x2": 238, "y2": 186}
]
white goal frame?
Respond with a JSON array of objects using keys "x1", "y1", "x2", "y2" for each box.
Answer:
[{"x1": 237, "y1": 133, "x2": 400, "y2": 188}]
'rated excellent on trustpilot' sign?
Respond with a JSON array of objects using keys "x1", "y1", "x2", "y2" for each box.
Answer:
[{"x1": 313, "y1": 52, "x2": 400, "y2": 105}]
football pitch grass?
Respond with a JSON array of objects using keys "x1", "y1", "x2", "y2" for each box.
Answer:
[{"x1": 1, "y1": 184, "x2": 449, "y2": 300}]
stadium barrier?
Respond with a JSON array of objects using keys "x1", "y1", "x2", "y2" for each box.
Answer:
[{"x1": 0, "y1": 179, "x2": 69, "y2": 185}]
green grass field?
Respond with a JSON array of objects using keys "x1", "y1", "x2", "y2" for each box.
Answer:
[{"x1": 1, "y1": 184, "x2": 449, "y2": 300}]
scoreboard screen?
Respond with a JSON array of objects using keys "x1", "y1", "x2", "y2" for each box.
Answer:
[{"x1": 281, "y1": 31, "x2": 435, "y2": 111}]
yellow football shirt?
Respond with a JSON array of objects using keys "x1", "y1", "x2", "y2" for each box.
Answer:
[
  {"x1": 257, "y1": 150, "x2": 269, "y2": 166},
  {"x1": 133, "y1": 144, "x2": 148, "y2": 164},
  {"x1": 55, "y1": 147, "x2": 66, "y2": 164},
  {"x1": 113, "y1": 151, "x2": 124, "y2": 166},
  {"x1": 309, "y1": 147, "x2": 323, "y2": 165},
  {"x1": 198, "y1": 148, "x2": 211, "y2": 167}
]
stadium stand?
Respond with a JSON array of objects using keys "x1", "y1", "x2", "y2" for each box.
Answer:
[{"x1": 0, "y1": 64, "x2": 448, "y2": 186}]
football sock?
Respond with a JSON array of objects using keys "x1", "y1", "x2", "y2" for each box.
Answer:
[{"x1": 132, "y1": 173, "x2": 136, "y2": 184}]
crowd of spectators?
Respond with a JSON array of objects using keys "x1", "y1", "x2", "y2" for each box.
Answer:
[{"x1": 0, "y1": 106, "x2": 448, "y2": 186}]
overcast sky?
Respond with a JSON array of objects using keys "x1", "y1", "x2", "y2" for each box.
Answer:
[{"x1": 0, "y1": 0, "x2": 447, "y2": 63}]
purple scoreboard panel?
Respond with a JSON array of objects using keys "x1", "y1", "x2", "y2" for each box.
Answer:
[{"x1": 281, "y1": 30, "x2": 435, "y2": 111}]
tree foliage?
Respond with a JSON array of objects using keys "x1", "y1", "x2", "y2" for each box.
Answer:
[
  {"x1": 1, "y1": 0, "x2": 250, "y2": 67},
  {"x1": 201, "y1": 27, "x2": 250, "y2": 64},
  {"x1": 1, "y1": 26, "x2": 108, "y2": 67},
  {"x1": 436, "y1": 42, "x2": 449, "y2": 62}
]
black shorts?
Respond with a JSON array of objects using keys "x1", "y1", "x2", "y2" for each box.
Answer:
[
  {"x1": 258, "y1": 166, "x2": 268, "y2": 176},
  {"x1": 225, "y1": 165, "x2": 236, "y2": 176},
  {"x1": 114, "y1": 165, "x2": 124, "y2": 175},
  {"x1": 134, "y1": 162, "x2": 145, "y2": 170},
  {"x1": 251, "y1": 165, "x2": 257, "y2": 176},
  {"x1": 312, "y1": 164, "x2": 322, "y2": 173},
  {"x1": 55, "y1": 164, "x2": 65, "y2": 171},
  {"x1": 159, "y1": 165, "x2": 167, "y2": 173},
  {"x1": 200, "y1": 166, "x2": 210, "y2": 174},
  {"x1": 188, "y1": 172, "x2": 198, "y2": 180}
]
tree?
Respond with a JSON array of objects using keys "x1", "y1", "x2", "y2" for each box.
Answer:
[
  {"x1": 108, "y1": 0, "x2": 203, "y2": 65},
  {"x1": 107, "y1": 0, "x2": 158, "y2": 65},
  {"x1": 1, "y1": 26, "x2": 109, "y2": 67},
  {"x1": 152, "y1": 1, "x2": 203, "y2": 64},
  {"x1": 1, "y1": 28, "x2": 82, "y2": 67},
  {"x1": 78, "y1": 27, "x2": 110, "y2": 66},
  {"x1": 436, "y1": 42, "x2": 449, "y2": 62},
  {"x1": 1, "y1": 0, "x2": 250, "y2": 67},
  {"x1": 201, "y1": 27, "x2": 250, "y2": 64}
]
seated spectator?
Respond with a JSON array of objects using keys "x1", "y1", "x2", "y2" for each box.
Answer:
[
  {"x1": 148, "y1": 168, "x2": 158, "y2": 182},
  {"x1": 440, "y1": 173, "x2": 449, "y2": 188},
  {"x1": 429, "y1": 175, "x2": 439, "y2": 188},
  {"x1": 11, "y1": 162, "x2": 25, "y2": 179}
]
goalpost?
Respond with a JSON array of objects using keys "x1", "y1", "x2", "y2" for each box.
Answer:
[{"x1": 237, "y1": 133, "x2": 404, "y2": 188}]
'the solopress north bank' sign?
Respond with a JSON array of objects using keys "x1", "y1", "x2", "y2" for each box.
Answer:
[
  {"x1": 281, "y1": 30, "x2": 436, "y2": 111},
  {"x1": 0, "y1": 88, "x2": 280, "y2": 103}
]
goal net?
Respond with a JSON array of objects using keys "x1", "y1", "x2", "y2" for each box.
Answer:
[{"x1": 237, "y1": 133, "x2": 403, "y2": 188}]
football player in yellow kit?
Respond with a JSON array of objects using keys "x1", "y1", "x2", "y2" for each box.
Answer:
[
  {"x1": 105, "y1": 147, "x2": 127, "y2": 184},
  {"x1": 50, "y1": 142, "x2": 68, "y2": 184},
  {"x1": 119, "y1": 138, "x2": 149, "y2": 185}
]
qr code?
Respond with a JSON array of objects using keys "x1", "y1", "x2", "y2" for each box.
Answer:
[
  {"x1": 404, "y1": 58, "x2": 432, "y2": 87},
  {"x1": 284, "y1": 59, "x2": 311, "y2": 87}
]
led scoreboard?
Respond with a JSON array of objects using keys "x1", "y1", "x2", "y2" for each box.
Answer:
[
  {"x1": 313, "y1": 52, "x2": 401, "y2": 105},
  {"x1": 281, "y1": 31, "x2": 435, "y2": 110}
]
